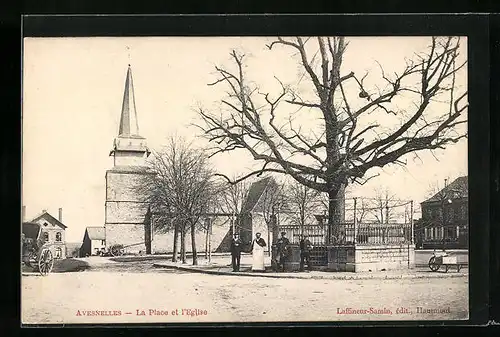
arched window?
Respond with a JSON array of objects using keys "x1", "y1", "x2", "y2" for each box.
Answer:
[
  {"x1": 43, "y1": 232, "x2": 49, "y2": 242},
  {"x1": 56, "y1": 232, "x2": 62, "y2": 242},
  {"x1": 55, "y1": 247, "x2": 62, "y2": 259}
]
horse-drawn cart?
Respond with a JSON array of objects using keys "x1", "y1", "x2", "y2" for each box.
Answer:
[{"x1": 22, "y1": 222, "x2": 55, "y2": 276}]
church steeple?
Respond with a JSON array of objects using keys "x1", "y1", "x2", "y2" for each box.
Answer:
[
  {"x1": 118, "y1": 65, "x2": 140, "y2": 137},
  {"x1": 109, "y1": 64, "x2": 150, "y2": 166}
]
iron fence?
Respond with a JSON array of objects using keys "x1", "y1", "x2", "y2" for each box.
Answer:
[{"x1": 279, "y1": 222, "x2": 413, "y2": 246}]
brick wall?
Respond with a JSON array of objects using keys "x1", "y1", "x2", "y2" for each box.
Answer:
[
  {"x1": 106, "y1": 217, "x2": 230, "y2": 255},
  {"x1": 151, "y1": 217, "x2": 229, "y2": 254},
  {"x1": 106, "y1": 172, "x2": 145, "y2": 201},
  {"x1": 353, "y1": 245, "x2": 415, "y2": 272},
  {"x1": 105, "y1": 223, "x2": 146, "y2": 252},
  {"x1": 326, "y1": 245, "x2": 415, "y2": 272},
  {"x1": 105, "y1": 201, "x2": 149, "y2": 223},
  {"x1": 105, "y1": 169, "x2": 149, "y2": 251}
]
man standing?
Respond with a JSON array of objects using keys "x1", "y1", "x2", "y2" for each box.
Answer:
[
  {"x1": 299, "y1": 235, "x2": 313, "y2": 271},
  {"x1": 276, "y1": 231, "x2": 290, "y2": 272},
  {"x1": 231, "y1": 233, "x2": 243, "y2": 272}
]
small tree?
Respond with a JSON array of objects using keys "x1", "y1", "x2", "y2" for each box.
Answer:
[
  {"x1": 371, "y1": 188, "x2": 397, "y2": 225},
  {"x1": 217, "y1": 177, "x2": 252, "y2": 235},
  {"x1": 285, "y1": 179, "x2": 323, "y2": 236},
  {"x1": 138, "y1": 137, "x2": 215, "y2": 265}
]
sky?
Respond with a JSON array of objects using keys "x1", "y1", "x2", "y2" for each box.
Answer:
[{"x1": 22, "y1": 36, "x2": 468, "y2": 242}]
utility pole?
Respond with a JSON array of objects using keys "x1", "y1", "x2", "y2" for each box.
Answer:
[
  {"x1": 208, "y1": 217, "x2": 212, "y2": 263},
  {"x1": 353, "y1": 198, "x2": 357, "y2": 244}
]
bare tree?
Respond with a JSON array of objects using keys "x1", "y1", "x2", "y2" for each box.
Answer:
[
  {"x1": 258, "y1": 177, "x2": 286, "y2": 248},
  {"x1": 371, "y1": 188, "x2": 397, "y2": 224},
  {"x1": 285, "y1": 179, "x2": 322, "y2": 236},
  {"x1": 218, "y1": 178, "x2": 252, "y2": 215},
  {"x1": 195, "y1": 36, "x2": 468, "y2": 240},
  {"x1": 354, "y1": 198, "x2": 370, "y2": 223},
  {"x1": 216, "y1": 176, "x2": 253, "y2": 236},
  {"x1": 138, "y1": 137, "x2": 216, "y2": 265}
]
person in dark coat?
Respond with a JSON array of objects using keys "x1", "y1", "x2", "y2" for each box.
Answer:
[
  {"x1": 299, "y1": 235, "x2": 313, "y2": 271},
  {"x1": 276, "y1": 231, "x2": 290, "y2": 272},
  {"x1": 230, "y1": 233, "x2": 243, "y2": 272}
]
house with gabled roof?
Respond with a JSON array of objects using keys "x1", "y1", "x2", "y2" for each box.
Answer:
[
  {"x1": 414, "y1": 176, "x2": 468, "y2": 249},
  {"x1": 80, "y1": 227, "x2": 106, "y2": 257},
  {"x1": 215, "y1": 176, "x2": 292, "y2": 253},
  {"x1": 28, "y1": 208, "x2": 67, "y2": 259}
]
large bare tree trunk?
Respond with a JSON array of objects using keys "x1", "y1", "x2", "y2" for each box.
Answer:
[
  {"x1": 191, "y1": 221, "x2": 198, "y2": 265},
  {"x1": 328, "y1": 185, "x2": 345, "y2": 244},
  {"x1": 172, "y1": 222, "x2": 179, "y2": 262}
]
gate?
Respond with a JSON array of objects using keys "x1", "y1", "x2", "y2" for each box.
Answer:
[{"x1": 279, "y1": 224, "x2": 329, "y2": 266}]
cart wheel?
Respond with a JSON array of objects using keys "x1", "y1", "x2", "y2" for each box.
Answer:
[
  {"x1": 110, "y1": 244, "x2": 125, "y2": 257},
  {"x1": 428, "y1": 256, "x2": 440, "y2": 272},
  {"x1": 38, "y1": 249, "x2": 54, "y2": 276}
]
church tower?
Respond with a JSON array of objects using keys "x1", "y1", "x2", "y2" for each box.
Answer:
[{"x1": 104, "y1": 65, "x2": 152, "y2": 254}]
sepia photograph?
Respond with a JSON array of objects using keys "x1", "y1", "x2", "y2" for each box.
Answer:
[{"x1": 21, "y1": 35, "x2": 469, "y2": 324}]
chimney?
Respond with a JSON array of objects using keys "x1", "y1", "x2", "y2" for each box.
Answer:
[
  {"x1": 58, "y1": 208, "x2": 63, "y2": 222},
  {"x1": 22, "y1": 206, "x2": 26, "y2": 222}
]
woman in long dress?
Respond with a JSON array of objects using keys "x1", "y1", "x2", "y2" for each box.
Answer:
[{"x1": 251, "y1": 232, "x2": 266, "y2": 271}]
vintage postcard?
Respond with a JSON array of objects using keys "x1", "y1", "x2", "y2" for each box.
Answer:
[{"x1": 21, "y1": 36, "x2": 469, "y2": 324}]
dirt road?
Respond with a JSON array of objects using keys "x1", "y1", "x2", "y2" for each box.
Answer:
[{"x1": 22, "y1": 261, "x2": 468, "y2": 324}]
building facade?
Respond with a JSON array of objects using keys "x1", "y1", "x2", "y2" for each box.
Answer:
[
  {"x1": 29, "y1": 208, "x2": 67, "y2": 259},
  {"x1": 414, "y1": 176, "x2": 468, "y2": 249},
  {"x1": 80, "y1": 227, "x2": 106, "y2": 256}
]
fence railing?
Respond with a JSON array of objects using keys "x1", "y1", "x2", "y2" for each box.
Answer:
[{"x1": 279, "y1": 222, "x2": 413, "y2": 246}]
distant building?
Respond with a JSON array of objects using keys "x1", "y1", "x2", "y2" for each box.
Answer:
[
  {"x1": 414, "y1": 176, "x2": 468, "y2": 249},
  {"x1": 216, "y1": 177, "x2": 293, "y2": 253},
  {"x1": 80, "y1": 227, "x2": 106, "y2": 256},
  {"x1": 28, "y1": 208, "x2": 67, "y2": 259}
]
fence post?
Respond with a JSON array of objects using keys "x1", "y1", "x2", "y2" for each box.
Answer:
[
  {"x1": 353, "y1": 198, "x2": 357, "y2": 244},
  {"x1": 410, "y1": 200, "x2": 414, "y2": 244}
]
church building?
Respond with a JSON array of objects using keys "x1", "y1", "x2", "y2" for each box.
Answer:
[
  {"x1": 104, "y1": 65, "x2": 152, "y2": 254},
  {"x1": 103, "y1": 65, "x2": 234, "y2": 255}
]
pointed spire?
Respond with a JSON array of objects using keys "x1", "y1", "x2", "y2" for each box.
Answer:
[{"x1": 118, "y1": 65, "x2": 140, "y2": 137}]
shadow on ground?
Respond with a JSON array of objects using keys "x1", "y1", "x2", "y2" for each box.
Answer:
[{"x1": 22, "y1": 258, "x2": 90, "y2": 274}]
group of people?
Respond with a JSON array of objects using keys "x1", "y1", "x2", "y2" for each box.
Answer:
[{"x1": 230, "y1": 231, "x2": 314, "y2": 273}]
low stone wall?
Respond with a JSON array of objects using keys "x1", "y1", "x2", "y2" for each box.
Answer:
[
  {"x1": 273, "y1": 243, "x2": 415, "y2": 273},
  {"x1": 352, "y1": 244, "x2": 415, "y2": 272}
]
